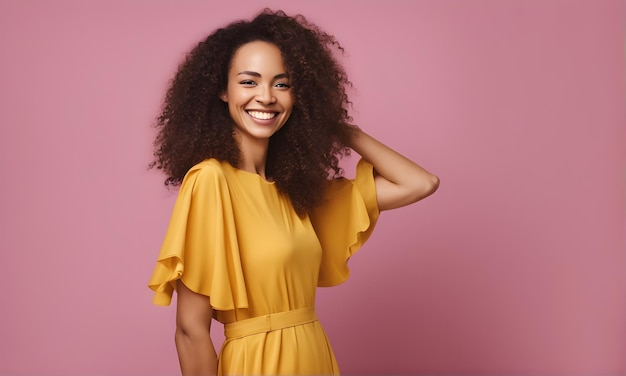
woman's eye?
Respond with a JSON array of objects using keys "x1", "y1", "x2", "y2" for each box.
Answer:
[
  {"x1": 240, "y1": 80, "x2": 256, "y2": 86},
  {"x1": 275, "y1": 82, "x2": 291, "y2": 89}
]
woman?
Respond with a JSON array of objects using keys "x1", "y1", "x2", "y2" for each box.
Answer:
[{"x1": 148, "y1": 9, "x2": 439, "y2": 375}]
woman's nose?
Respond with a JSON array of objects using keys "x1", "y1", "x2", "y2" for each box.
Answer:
[{"x1": 255, "y1": 85, "x2": 276, "y2": 104}]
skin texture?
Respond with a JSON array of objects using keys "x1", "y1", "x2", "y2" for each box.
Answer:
[{"x1": 160, "y1": 10, "x2": 439, "y2": 376}]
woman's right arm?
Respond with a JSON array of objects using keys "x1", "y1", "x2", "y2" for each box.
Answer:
[{"x1": 175, "y1": 280, "x2": 218, "y2": 376}]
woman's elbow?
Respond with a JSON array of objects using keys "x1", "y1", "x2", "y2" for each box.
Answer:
[
  {"x1": 427, "y1": 174, "x2": 440, "y2": 194},
  {"x1": 175, "y1": 323, "x2": 193, "y2": 346},
  {"x1": 175, "y1": 322, "x2": 212, "y2": 354},
  {"x1": 377, "y1": 173, "x2": 440, "y2": 210},
  {"x1": 412, "y1": 173, "x2": 439, "y2": 203}
]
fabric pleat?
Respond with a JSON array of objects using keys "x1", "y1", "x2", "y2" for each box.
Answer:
[
  {"x1": 148, "y1": 160, "x2": 249, "y2": 310},
  {"x1": 311, "y1": 158, "x2": 381, "y2": 287}
]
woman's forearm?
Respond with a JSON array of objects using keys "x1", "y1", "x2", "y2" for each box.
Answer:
[{"x1": 349, "y1": 128, "x2": 439, "y2": 210}]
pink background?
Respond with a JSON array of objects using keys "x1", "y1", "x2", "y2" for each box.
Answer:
[{"x1": 1, "y1": 0, "x2": 624, "y2": 375}]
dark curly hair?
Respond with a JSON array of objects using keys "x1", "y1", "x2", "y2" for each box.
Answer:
[{"x1": 150, "y1": 9, "x2": 355, "y2": 215}]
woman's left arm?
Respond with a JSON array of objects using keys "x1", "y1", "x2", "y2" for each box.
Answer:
[{"x1": 349, "y1": 128, "x2": 439, "y2": 211}]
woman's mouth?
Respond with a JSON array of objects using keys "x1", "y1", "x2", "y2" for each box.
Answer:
[{"x1": 247, "y1": 110, "x2": 277, "y2": 120}]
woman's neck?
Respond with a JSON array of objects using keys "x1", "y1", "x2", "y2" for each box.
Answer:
[{"x1": 237, "y1": 135, "x2": 269, "y2": 179}]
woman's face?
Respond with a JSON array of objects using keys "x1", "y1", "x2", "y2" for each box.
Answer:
[{"x1": 221, "y1": 41, "x2": 294, "y2": 145}]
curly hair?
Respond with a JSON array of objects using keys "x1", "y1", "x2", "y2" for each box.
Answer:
[{"x1": 150, "y1": 9, "x2": 355, "y2": 215}]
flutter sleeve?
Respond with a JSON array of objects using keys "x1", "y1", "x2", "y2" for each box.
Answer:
[
  {"x1": 310, "y1": 158, "x2": 380, "y2": 287},
  {"x1": 148, "y1": 160, "x2": 248, "y2": 310}
]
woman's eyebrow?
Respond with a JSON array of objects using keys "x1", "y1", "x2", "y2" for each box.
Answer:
[
  {"x1": 237, "y1": 71, "x2": 261, "y2": 77},
  {"x1": 237, "y1": 71, "x2": 289, "y2": 80}
]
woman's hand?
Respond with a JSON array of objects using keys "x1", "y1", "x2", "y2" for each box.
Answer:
[{"x1": 349, "y1": 128, "x2": 439, "y2": 211}]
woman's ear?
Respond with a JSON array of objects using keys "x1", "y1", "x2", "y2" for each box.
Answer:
[{"x1": 220, "y1": 92, "x2": 228, "y2": 102}]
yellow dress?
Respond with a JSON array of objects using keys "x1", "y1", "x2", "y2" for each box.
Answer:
[{"x1": 148, "y1": 158, "x2": 379, "y2": 375}]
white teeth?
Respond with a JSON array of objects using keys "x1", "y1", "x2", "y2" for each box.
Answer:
[{"x1": 247, "y1": 111, "x2": 277, "y2": 120}]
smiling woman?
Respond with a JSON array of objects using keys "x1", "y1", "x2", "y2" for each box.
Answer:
[
  {"x1": 147, "y1": 8, "x2": 438, "y2": 376},
  {"x1": 219, "y1": 41, "x2": 294, "y2": 176}
]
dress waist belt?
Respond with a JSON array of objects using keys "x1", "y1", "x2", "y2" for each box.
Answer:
[{"x1": 224, "y1": 307, "x2": 318, "y2": 339}]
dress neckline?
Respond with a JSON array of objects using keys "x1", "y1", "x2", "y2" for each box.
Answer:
[{"x1": 223, "y1": 161, "x2": 276, "y2": 185}]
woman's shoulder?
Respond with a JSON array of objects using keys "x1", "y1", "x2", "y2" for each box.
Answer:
[
  {"x1": 187, "y1": 158, "x2": 233, "y2": 176},
  {"x1": 182, "y1": 158, "x2": 236, "y2": 187}
]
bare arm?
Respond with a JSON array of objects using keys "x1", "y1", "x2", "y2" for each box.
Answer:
[
  {"x1": 349, "y1": 128, "x2": 439, "y2": 211},
  {"x1": 175, "y1": 280, "x2": 218, "y2": 376}
]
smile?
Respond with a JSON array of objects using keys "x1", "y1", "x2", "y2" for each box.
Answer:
[{"x1": 247, "y1": 110, "x2": 278, "y2": 120}]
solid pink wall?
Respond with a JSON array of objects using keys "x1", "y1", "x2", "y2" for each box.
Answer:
[{"x1": 0, "y1": 0, "x2": 624, "y2": 375}]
